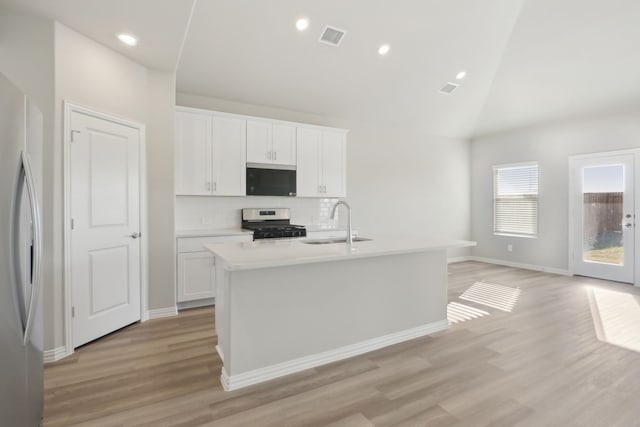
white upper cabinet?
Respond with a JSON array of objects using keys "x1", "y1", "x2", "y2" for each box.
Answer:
[
  {"x1": 296, "y1": 127, "x2": 347, "y2": 198},
  {"x1": 246, "y1": 120, "x2": 296, "y2": 166},
  {"x1": 175, "y1": 108, "x2": 246, "y2": 196},
  {"x1": 176, "y1": 107, "x2": 345, "y2": 198},
  {"x1": 296, "y1": 127, "x2": 322, "y2": 197},
  {"x1": 321, "y1": 130, "x2": 347, "y2": 197},
  {"x1": 175, "y1": 111, "x2": 212, "y2": 196},
  {"x1": 212, "y1": 115, "x2": 246, "y2": 196},
  {"x1": 246, "y1": 120, "x2": 272, "y2": 164},
  {"x1": 272, "y1": 124, "x2": 296, "y2": 165}
]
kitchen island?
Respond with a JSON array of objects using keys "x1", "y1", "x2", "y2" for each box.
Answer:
[{"x1": 205, "y1": 238, "x2": 475, "y2": 391}]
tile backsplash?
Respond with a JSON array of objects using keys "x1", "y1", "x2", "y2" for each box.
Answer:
[{"x1": 175, "y1": 196, "x2": 344, "y2": 230}]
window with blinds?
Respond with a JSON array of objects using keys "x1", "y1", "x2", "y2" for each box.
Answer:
[{"x1": 493, "y1": 163, "x2": 539, "y2": 237}]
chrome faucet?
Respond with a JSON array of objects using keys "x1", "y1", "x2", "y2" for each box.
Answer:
[{"x1": 330, "y1": 201, "x2": 353, "y2": 245}]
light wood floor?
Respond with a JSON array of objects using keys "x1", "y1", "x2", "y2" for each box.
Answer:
[{"x1": 43, "y1": 262, "x2": 640, "y2": 426}]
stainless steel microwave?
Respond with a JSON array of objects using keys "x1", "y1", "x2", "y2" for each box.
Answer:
[{"x1": 246, "y1": 164, "x2": 296, "y2": 197}]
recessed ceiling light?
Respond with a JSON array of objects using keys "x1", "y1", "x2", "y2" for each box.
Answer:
[
  {"x1": 378, "y1": 44, "x2": 390, "y2": 55},
  {"x1": 117, "y1": 33, "x2": 138, "y2": 46},
  {"x1": 456, "y1": 70, "x2": 467, "y2": 80},
  {"x1": 296, "y1": 18, "x2": 309, "y2": 32}
]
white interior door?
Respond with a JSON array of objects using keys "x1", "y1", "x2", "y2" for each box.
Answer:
[
  {"x1": 70, "y1": 111, "x2": 141, "y2": 347},
  {"x1": 572, "y1": 154, "x2": 635, "y2": 283}
]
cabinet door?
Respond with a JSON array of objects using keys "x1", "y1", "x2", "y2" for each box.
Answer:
[
  {"x1": 272, "y1": 124, "x2": 296, "y2": 166},
  {"x1": 175, "y1": 111, "x2": 212, "y2": 195},
  {"x1": 321, "y1": 131, "x2": 347, "y2": 197},
  {"x1": 246, "y1": 120, "x2": 272, "y2": 164},
  {"x1": 177, "y1": 252, "x2": 215, "y2": 302},
  {"x1": 212, "y1": 116, "x2": 246, "y2": 196},
  {"x1": 296, "y1": 127, "x2": 321, "y2": 197}
]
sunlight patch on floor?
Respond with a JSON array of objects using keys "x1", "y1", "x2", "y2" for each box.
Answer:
[
  {"x1": 459, "y1": 281, "x2": 521, "y2": 312},
  {"x1": 447, "y1": 301, "x2": 490, "y2": 325},
  {"x1": 588, "y1": 287, "x2": 640, "y2": 353}
]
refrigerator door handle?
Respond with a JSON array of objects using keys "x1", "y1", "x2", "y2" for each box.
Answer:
[{"x1": 20, "y1": 151, "x2": 42, "y2": 346}]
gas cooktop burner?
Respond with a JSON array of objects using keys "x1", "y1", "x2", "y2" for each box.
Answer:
[{"x1": 241, "y1": 208, "x2": 307, "y2": 240}]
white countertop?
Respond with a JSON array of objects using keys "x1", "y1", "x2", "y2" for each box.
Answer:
[
  {"x1": 175, "y1": 228, "x2": 253, "y2": 238},
  {"x1": 305, "y1": 225, "x2": 354, "y2": 233},
  {"x1": 205, "y1": 238, "x2": 476, "y2": 271}
]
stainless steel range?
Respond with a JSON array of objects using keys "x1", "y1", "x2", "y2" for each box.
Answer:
[{"x1": 241, "y1": 208, "x2": 307, "y2": 240}]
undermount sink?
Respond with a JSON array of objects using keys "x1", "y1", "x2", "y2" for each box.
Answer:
[{"x1": 303, "y1": 237, "x2": 373, "y2": 245}]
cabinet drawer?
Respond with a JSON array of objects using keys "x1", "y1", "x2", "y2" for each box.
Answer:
[{"x1": 177, "y1": 234, "x2": 252, "y2": 253}]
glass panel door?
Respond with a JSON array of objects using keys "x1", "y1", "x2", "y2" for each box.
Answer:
[
  {"x1": 573, "y1": 154, "x2": 634, "y2": 283},
  {"x1": 582, "y1": 165, "x2": 624, "y2": 265}
]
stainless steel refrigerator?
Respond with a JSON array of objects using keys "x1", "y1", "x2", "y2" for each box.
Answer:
[{"x1": 0, "y1": 72, "x2": 44, "y2": 426}]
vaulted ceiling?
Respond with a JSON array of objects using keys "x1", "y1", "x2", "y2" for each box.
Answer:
[
  {"x1": 474, "y1": 0, "x2": 640, "y2": 136},
  {"x1": 2, "y1": 0, "x2": 639, "y2": 138},
  {"x1": 177, "y1": 0, "x2": 525, "y2": 138}
]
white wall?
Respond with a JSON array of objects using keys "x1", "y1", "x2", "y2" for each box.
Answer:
[
  {"x1": 176, "y1": 93, "x2": 471, "y2": 256},
  {"x1": 347, "y1": 123, "x2": 470, "y2": 250},
  {"x1": 471, "y1": 109, "x2": 640, "y2": 271},
  {"x1": 0, "y1": 7, "x2": 53, "y2": 121},
  {"x1": 50, "y1": 23, "x2": 176, "y2": 350},
  {"x1": 52, "y1": 22, "x2": 148, "y2": 349},
  {"x1": 145, "y1": 70, "x2": 177, "y2": 311}
]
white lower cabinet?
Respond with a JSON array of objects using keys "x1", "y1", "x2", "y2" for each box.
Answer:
[
  {"x1": 177, "y1": 252, "x2": 216, "y2": 302},
  {"x1": 176, "y1": 234, "x2": 252, "y2": 304}
]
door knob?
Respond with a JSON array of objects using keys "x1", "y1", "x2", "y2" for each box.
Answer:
[
  {"x1": 130, "y1": 232, "x2": 141, "y2": 239},
  {"x1": 624, "y1": 223, "x2": 633, "y2": 228}
]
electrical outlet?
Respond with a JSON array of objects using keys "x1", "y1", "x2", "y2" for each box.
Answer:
[
  {"x1": 507, "y1": 244, "x2": 513, "y2": 252},
  {"x1": 201, "y1": 216, "x2": 213, "y2": 225}
]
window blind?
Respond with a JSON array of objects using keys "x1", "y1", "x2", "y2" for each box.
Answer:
[{"x1": 493, "y1": 164, "x2": 539, "y2": 236}]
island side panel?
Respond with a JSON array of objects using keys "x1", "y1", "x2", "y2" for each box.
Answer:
[
  {"x1": 214, "y1": 259, "x2": 230, "y2": 363},
  {"x1": 226, "y1": 250, "x2": 448, "y2": 376}
]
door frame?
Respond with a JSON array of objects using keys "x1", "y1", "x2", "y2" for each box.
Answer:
[
  {"x1": 568, "y1": 148, "x2": 640, "y2": 287},
  {"x1": 63, "y1": 101, "x2": 148, "y2": 357}
]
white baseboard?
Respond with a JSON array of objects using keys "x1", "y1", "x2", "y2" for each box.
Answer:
[
  {"x1": 216, "y1": 344, "x2": 224, "y2": 362},
  {"x1": 448, "y1": 256, "x2": 472, "y2": 264},
  {"x1": 177, "y1": 298, "x2": 215, "y2": 311},
  {"x1": 146, "y1": 306, "x2": 178, "y2": 320},
  {"x1": 468, "y1": 256, "x2": 571, "y2": 276},
  {"x1": 44, "y1": 346, "x2": 71, "y2": 363},
  {"x1": 220, "y1": 319, "x2": 449, "y2": 391}
]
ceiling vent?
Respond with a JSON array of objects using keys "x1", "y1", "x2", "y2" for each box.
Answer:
[
  {"x1": 439, "y1": 82, "x2": 459, "y2": 95},
  {"x1": 319, "y1": 26, "x2": 347, "y2": 46}
]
